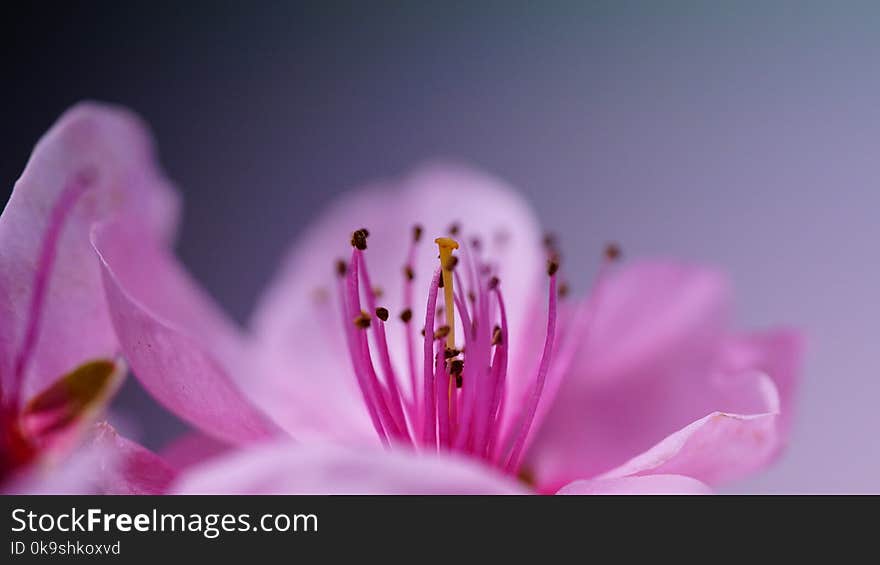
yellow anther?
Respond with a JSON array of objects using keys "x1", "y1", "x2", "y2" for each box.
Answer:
[{"x1": 435, "y1": 237, "x2": 459, "y2": 349}]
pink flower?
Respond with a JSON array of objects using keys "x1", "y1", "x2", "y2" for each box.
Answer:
[
  {"x1": 164, "y1": 164, "x2": 801, "y2": 495},
  {"x1": 0, "y1": 103, "x2": 178, "y2": 493},
  {"x1": 6, "y1": 103, "x2": 802, "y2": 494}
]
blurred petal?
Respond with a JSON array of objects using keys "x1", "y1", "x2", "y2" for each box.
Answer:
[
  {"x1": 571, "y1": 261, "x2": 731, "y2": 382},
  {"x1": 2, "y1": 422, "x2": 175, "y2": 494},
  {"x1": 90, "y1": 423, "x2": 176, "y2": 494},
  {"x1": 720, "y1": 329, "x2": 803, "y2": 436},
  {"x1": 2, "y1": 443, "x2": 106, "y2": 494},
  {"x1": 599, "y1": 374, "x2": 780, "y2": 485},
  {"x1": 92, "y1": 221, "x2": 280, "y2": 445},
  {"x1": 557, "y1": 474, "x2": 712, "y2": 495},
  {"x1": 249, "y1": 163, "x2": 544, "y2": 441},
  {"x1": 527, "y1": 262, "x2": 791, "y2": 489},
  {"x1": 174, "y1": 442, "x2": 528, "y2": 494},
  {"x1": 159, "y1": 432, "x2": 230, "y2": 471},
  {"x1": 0, "y1": 102, "x2": 179, "y2": 402}
]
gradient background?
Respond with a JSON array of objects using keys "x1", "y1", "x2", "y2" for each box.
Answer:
[{"x1": 2, "y1": 1, "x2": 877, "y2": 493}]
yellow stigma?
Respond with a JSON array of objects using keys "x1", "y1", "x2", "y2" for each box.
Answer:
[{"x1": 435, "y1": 237, "x2": 459, "y2": 349}]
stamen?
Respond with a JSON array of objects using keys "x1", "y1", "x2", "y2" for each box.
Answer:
[
  {"x1": 449, "y1": 359, "x2": 464, "y2": 377},
  {"x1": 605, "y1": 241, "x2": 622, "y2": 261},
  {"x1": 350, "y1": 228, "x2": 369, "y2": 250},
  {"x1": 503, "y1": 268, "x2": 559, "y2": 472},
  {"x1": 421, "y1": 269, "x2": 442, "y2": 447},
  {"x1": 353, "y1": 311, "x2": 371, "y2": 329},
  {"x1": 402, "y1": 227, "x2": 423, "y2": 425},
  {"x1": 558, "y1": 282, "x2": 570, "y2": 298},
  {"x1": 433, "y1": 325, "x2": 451, "y2": 341},
  {"x1": 336, "y1": 262, "x2": 389, "y2": 445},
  {"x1": 355, "y1": 251, "x2": 409, "y2": 440},
  {"x1": 435, "y1": 237, "x2": 460, "y2": 349},
  {"x1": 492, "y1": 325, "x2": 503, "y2": 346},
  {"x1": 486, "y1": 286, "x2": 510, "y2": 460},
  {"x1": 311, "y1": 287, "x2": 329, "y2": 304}
]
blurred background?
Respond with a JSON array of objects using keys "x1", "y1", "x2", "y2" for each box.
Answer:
[{"x1": 2, "y1": 1, "x2": 878, "y2": 493}]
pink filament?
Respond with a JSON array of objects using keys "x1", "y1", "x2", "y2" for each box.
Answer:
[
  {"x1": 355, "y1": 251, "x2": 409, "y2": 439},
  {"x1": 402, "y1": 242, "x2": 420, "y2": 422},
  {"x1": 421, "y1": 269, "x2": 442, "y2": 447},
  {"x1": 336, "y1": 269, "x2": 389, "y2": 446},
  {"x1": 502, "y1": 274, "x2": 558, "y2": 472},
  {"x1": 339, "y1": 231, "x2": 564, "y2": 476}
]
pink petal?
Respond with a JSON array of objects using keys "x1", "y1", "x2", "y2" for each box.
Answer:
[
  {"x1": 0, "y1": 102, "x2": 178, "y2": 403},
  {"x1": 2, "y1": 422, "x2": 175, "y2": 494},
  {"x1": 527, "y1": 262, "x2": 794, "y2": 490},
  {"x1": 599, "y1": 374, "x2": 780, "y2": 485},
  {"x1": 159, "y1": 432, "x2": 230, "y2": 471},
  {"x1": 556, "y1": 474, "x2": 712, "y2": 495},
  {"x1": 89, "y1": 422, "x2": 177, "y2": 495},
  {"x1": 2, "y1": 447, "x2": 106, "y2": 494},
  {"x1": 570, "y1": 260, "x2": 731, "y2": 383},
  {"x1": 720, "y1": 329, "x2": 803, "y2": 436},
  {"x1": 92, "y1": 221, "x2": 280, "y2": 445},
  {"x1": 249, "y1": 163, "x2": 544, "y2": 441},
  {"x1": 173, "y1": 442, "x2": 528, "y2": 494}
]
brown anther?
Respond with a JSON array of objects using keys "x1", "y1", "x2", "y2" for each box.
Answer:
[
  {"x1": 438, "y1": 276, "x2": 444, "y2": 288},
  {"x1": 433, "y1": 325, "x2": 451, "y2": 340},
  {"x1": 335, "y1": 259, "x2": 347, "y2": 277},
  {"x1": 372, "y1": 286, "x2": 384, "y2": 298},
  {"x1": 547, "y1": 258, "x2": 560, "y2": 277},
  {"x1": 448, "y1": 222, "x2": 461, "y2": 236},
  {"x1": 470, "y1": 237, "x2": 482, "y2": 250},
  {"x1": 353, "y1": 311, "x2": 371, "y2": 329},
  {"x1": 558, "y1": 282, "x2": 570, "y2": 298},
  {"x1": 312, "y1": 287, "x2": 329, "y2": 304},
  {"x1": 449, "y1": 359, "x2": 464, "y2": 387},
  {"x1": 444, "y1": 347, "x2": 461, "y2": 359},
  {"x1": 437, "y1": 306, "x2": 444, "y2": 317},
  {"x1": 413, "y1": 224, "x2": 423, "y2": 242},
  {"x1": 404, "y1": 265, "x2": 415, "y2": 281},
  {"x1": 488, "y1": 276, "x2": 500, "y2": 290},
  {"x1": 444, "y1": 255, "x2": 459, "y2": 271},
  {"x1": 420, "y1": 327, "x2": 426, "y2": 337},
  {"x1": 467, "y1": 290, "x2": 476, "y2": 304},
  {"x1": 605, "y1": 242, "x2": 622, "y2": 261},
  {"x1": 542, "y1": 232, "x2": 559, "y2": 251},
  {"x1": 351, "y1": 229, "x2": 369, "y2": 250},
  {"x1": 400, "y1": 308, "x2": 413, "y2": 323},
  {"x1": 480, "y1": 265, "x2": 492, "y2": 275},
  {"x1": 449, "y1": 358, "x2": 464, "y2": 375},
  {"x1": 375, "y1": 307, "x2": 389, "y2": 322},
  {"x1": 492, "y1": 325, "x2": 503, "y2": 345},
  {"x1": 517, "y1": 467, "x2": 537, "y2": 488}
]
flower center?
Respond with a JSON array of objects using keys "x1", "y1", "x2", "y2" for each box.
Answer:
[{"x1": 336, "y1": 223, "x2": 566, "y2": 476}]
